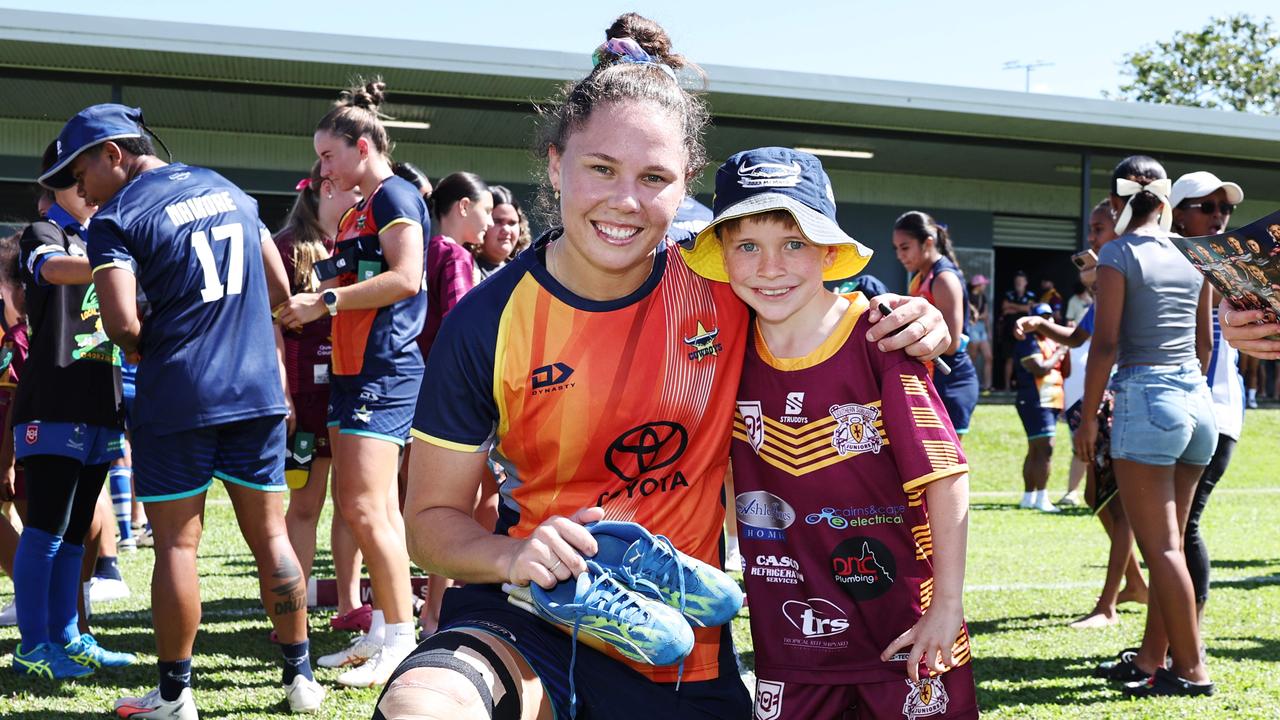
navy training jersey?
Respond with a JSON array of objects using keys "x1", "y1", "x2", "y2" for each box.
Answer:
[{"x1": 86, "y1": 163, "x2": 287, "y2": 434}]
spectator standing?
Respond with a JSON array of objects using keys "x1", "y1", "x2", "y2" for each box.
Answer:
[
  {"x1": 967, "y1": 274, "x2": 993, "y2": 391},
  {"x1": 1014, "y1": 303, "x2": 1069, "y2": 513},
  {"x1": 999, "y1": 271, "x2": 1036, "y2": 389},
  {"x1": 473, "y1": 185, "x2": 529, "y2": 280}
]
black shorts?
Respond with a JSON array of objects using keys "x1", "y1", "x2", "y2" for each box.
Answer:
[{"x1": 396, "y1": 583, "x2": 751, "y2": 719}]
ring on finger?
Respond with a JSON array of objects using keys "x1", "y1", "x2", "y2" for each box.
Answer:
[{"x1": 548, "y1": 559, "x2": 563, "y2": 573}]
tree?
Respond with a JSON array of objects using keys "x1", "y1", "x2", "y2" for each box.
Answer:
[{"x1": 1108, "y1": 14, "x2": 1280, "y2": 114}]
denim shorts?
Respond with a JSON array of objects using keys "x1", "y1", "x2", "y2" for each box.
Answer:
[{"x1": 1110, "y1": 361, "x2": 1217, "y2": 466}]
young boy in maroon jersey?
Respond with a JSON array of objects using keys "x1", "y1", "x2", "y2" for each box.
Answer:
[{"x1": 682, "y1": 147, "x2": 978, "y2": 719}]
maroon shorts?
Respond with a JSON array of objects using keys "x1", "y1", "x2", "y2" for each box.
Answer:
[
  {"x1": 292, "y1": 392, "x2": 332, "y2": 458},
  {"x1": 753, "y1": 663, "x2": 978, "y2": 720}
]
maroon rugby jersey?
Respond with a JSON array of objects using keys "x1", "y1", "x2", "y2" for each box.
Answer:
[{"x1": 732, "y1": 293, "x2": 972, "y2": 684}]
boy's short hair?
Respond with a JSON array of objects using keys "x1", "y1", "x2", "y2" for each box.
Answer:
[{"x1": 712, "y1": 209, "x2": 800, "y2": 240}]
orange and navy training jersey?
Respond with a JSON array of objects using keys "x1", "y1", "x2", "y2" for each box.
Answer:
[
  {"x1": 412, "y1": 230, "x2": 749, "y2": 682},
  {"x1": 330, "y1": 176, "x2": 429, "y2": 377},
  {"x1": 1014, "y1": 334, "x2": 1065, "y2": 409},
  {"x1": 732, "y1": 294, "x2": 971, "y2": 683}
]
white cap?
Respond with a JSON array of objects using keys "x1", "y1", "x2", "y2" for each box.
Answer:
[{"x1": 1170, "y1": 171, "x2": 1244, "y2": 208}]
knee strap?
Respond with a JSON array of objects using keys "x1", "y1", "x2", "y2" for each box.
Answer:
[{"x1": 386, "y1": 630, "x2": 521, "y2": 720}]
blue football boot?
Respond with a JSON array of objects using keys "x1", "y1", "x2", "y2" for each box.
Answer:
[
  {"x1": 64, "y1": 633, "x2": 138, "y2": 669},
  {"x1": 588, "y1": 520, "x2": 744, "y2": 627}
]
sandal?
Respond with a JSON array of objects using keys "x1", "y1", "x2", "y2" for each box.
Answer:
[{"x1": 1123, "y1": 667, "x2": 1215, "y2": 698}]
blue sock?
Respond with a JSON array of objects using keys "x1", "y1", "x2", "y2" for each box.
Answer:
[
  {"x1": 48, "y1": 541, "x2": 85, "y2": 645},
  {"x1": 108, "y1": 466, "x2": 134, "y2": 540},
  {"x1": 281, "y1": 640, "x2": 314, "y2": 684},
  {"x1": 158, "y1": 658, "x2": 193, "y2": 702},
  {"x1": 13, "y1": 526, "x2": 60, "y2": 649}
]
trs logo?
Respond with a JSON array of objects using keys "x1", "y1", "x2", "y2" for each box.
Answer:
[
  {"x1": 531, "y1": 362, "x2": 574, "y2": 393},
  {"x1": 781, "y1": 598, "x2": 848, "y2": 638}
]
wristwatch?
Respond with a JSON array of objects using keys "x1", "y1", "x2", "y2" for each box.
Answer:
[{"x1": 322, "y1": 289, "x2": 339, "y2": 316}]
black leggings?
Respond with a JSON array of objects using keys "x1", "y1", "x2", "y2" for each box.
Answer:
[
  {"x1": 22, "y1": 455, "x2": 110, "y2": 544},
  {"x1": 1185, "y1": 434, "x2": 1235, "y2": 605}
]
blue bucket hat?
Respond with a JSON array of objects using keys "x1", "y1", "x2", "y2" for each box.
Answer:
[
  {"x1": 38, "y1": 104, "x2": 146, "y2": 190},
  {"x1": 681, "y1": 147, "x2": 872, "y2": 282}
]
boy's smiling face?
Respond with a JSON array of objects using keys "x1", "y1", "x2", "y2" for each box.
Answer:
[{"x1": 720, "y1": 213, "x2": 837, "y2": 326}]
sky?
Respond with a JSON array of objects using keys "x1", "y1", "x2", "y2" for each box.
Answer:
[{"x1": 2, "y1": 1, "x2": 1277, "y2": 99}]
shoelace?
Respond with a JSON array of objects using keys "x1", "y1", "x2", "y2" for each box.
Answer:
[
  {"x1": 623, "y1": 535, "x2": 688, "y2": 689},
  {"x1": 567, "y1": 570, "x2": 652, "y2": 718}
]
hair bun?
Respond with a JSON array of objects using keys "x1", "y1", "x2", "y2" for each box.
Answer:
[
  {"x1": 342, "y1": 77, "x2": 387, "y2": 111},
  {"x1": 604, "y1": 13, "x2": 684, "y2": 69}
]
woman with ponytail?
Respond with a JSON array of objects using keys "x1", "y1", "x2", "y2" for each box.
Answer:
[
  {"x1": 1075, "y1": 155, "x2": 1217, "y2": 698},
  {"x1": 894, "y1": 211, "x2": 981, "y2": 439},
  {"x1": 274, "y1": 161, "x2": 370, "y2": 639},
  {"x1": 278, "y1": 78, "x2": 429, "y2": 688}
]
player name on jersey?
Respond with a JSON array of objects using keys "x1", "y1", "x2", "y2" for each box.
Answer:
[{"x1": 163, "y1": 191, "x2": 239, "y2": 227}]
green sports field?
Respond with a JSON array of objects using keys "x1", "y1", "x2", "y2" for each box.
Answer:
[{"x1": 1, "y1": 406, "x2": 1277, "y2": 718}]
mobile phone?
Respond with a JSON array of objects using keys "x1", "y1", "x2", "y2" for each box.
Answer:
[{"x1": 1071, "y1": 249, "x2": 1098, "y2": 271}]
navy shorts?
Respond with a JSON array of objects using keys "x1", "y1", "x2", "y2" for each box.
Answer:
[
  {"x1": 132, "y1": 415, "x2": 286, "y2": 502},
  {"x1": 423, "y1": 584, "x2": 751, "y2": 719},
  {"x1": 14, "y1": 422, "x2": 125, "y2": 465},
  {"x1": 1016, "y1": 400, "x2": 1060, "y2": 440},
  {"x1": 934, "y1": 355, "x2": 978, "y2": 435},
  {"x1": 327, "y1": 371, "x2": 422, "y2": 446}
]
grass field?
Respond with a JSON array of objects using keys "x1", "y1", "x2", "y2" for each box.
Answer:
[{"x1": 1, "y1": 406, "x2": 1278, "y2": 718}]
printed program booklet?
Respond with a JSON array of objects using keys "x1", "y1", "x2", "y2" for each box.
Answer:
[{"x1": 1171, "y1": 210, "x2": 1280, "y2": 326}]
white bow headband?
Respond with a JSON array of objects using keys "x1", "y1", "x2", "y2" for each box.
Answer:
[{"x1": 1114, "y1": 178, "x2": 1173, "y2": 235}]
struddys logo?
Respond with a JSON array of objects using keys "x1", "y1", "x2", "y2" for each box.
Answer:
[
  {"x1": 596, "y1": 421, "x2": 690, "y2": 507},
  {"x1": 737, "y1": 160, "x2": 802, "y2": 188},
  {"x1": 830, "y1": 402, "x2": 883, "y2": 456},
  {"x1": 830, "y1": 537, "x2": 896, "y2": 602},
  {"x1": 781, "y1": 597, "x2": 849, "y2": 651},
  {"x1": 735, "y1": 490, "x2": 795, "y2": 542},
  {"x1": 750, "y1": 554, "x2": 804, "y2": 585},
  {"x1": 902, "y1": 677, "x2": 949, "y2": 719},
  {"x1": 683, "y1": 321, "x2": 723, "y2": 362}
]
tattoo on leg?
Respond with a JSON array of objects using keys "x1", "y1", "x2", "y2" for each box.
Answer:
[{"x1": 270, "y1": 553, "x2": 307, "y2": 616}]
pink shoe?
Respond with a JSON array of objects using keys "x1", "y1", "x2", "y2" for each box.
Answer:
[{"x1": 330, "y1": 604, "x2": 373, "y2": 633}]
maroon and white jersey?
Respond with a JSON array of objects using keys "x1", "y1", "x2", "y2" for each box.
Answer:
[{"x1": 732, "y1": 294, "x2": 971, "y2": 684}]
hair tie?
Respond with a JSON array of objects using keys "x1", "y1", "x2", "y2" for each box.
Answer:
[
  {"x1": 295, "y1": 178, "x2": 312, "y2": 192},
  {"x1": 591, "y1": 37, "x2": 677, "y2": 81},
  {"x1": 1114, "y1": 178, "x2": 1173, "y2": 234}
]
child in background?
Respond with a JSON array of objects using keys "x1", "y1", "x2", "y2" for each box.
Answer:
[
  {"x1": 1014, "y1": 303, "x2": 1070, "y2": 513},
  {"x1": 682, "y1": 147, "x2": 977, "y2": 719}
]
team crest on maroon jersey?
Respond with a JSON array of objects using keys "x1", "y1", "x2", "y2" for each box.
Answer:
[
  {"x1": 902, "y1": 677, "x2": 949, "y2": 718},
  {"x1": 830, "y1": 402, "x2": 882, "y2": 455},
  {"x1": 754, "y1": 679, "x2": 784, "y2": 720},
  {"x1": 736, "y1": 401, "x2": 764, "y2": 453}
]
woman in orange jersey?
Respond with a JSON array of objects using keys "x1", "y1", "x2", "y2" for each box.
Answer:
[{"x1": 380, "y1": 13, "x2": 951, "y2": 720}]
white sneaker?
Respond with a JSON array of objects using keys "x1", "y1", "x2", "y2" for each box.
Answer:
[
  {"x1": 316, "y1": 634, "x2": 380, "y2": 668},
  {"x1": 335, "y1": 643, "x2": 413, "y2": 688},
  {"x1": 0, "y1": 600, "x2": 15, "y2": 626},
  {"x1": 89, "y1": 576, "x2": 132, "y2": 603},
  {"x1": 284, "y1": 674, "x2": 326, "y2": 713},
  {"x1": 1035, "y1": 497, "x2": 1062, "y2": 513},
  {"x1": 1018, "y1": 495, "x2": 1034, "y2": 509},
  {"x1": 115, "y1": 686, "x2": 198, "y2": 720},
  {"x1": 119, "y1": 536, "x2": 138, "y2": 552}
]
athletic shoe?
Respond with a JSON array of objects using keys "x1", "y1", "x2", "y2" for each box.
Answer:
[
  {"x1": 136, "y1": 527, "x2": 154, "y2": 548},
  {"x1": 530, "y1": 559, "x2": 694, "y2": 666},
  {"x1": 89, "y1": 576, "x2": 132, "y2": 603},
  {"x1": 1122, "y1": 667, "x2": 1215, "y2": 698},
  {"x1": 0, "y1": 600, "x2": 16, "y2": 626},
  {"x1": 11, "y1": 642, "x2": 95, "y2": 679},
  {"x1": 118, "y1": 537, "x2": 138, "y2": 553},
  {"x1": 65, "y1": 633, "x2": 138, "y2": 669},
  {"x1": 1056, "y1": 491, "x2": 1081, "y2": 508},
  {"x1": 284, "y1": 674, "x2": 326, "y2": 713},
  {"x1": 1034, "y1": 496, "x2": 1061, "y2": 514},
  {"x1": 1018, "y1": 495, "x2": 1034, "y2": 509},
  {"x1": 115, "y1": 686, "x2": 198, "y2": 719},
  {"x1": 588, "y1": 520, "x2": 743, "y2": 627},
  {"x1": 335, "y1": 643, "x2": 413, "y2": 688},
  {"x1": 316, "y1": 634, "x2": 380, "y2": 669},
  {"x1": 1092, "y1": 648, "x2": 1149, "y2": 682},
  {"x1": 329, "y1": 604, "x2": 373, "y2": 633}
]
